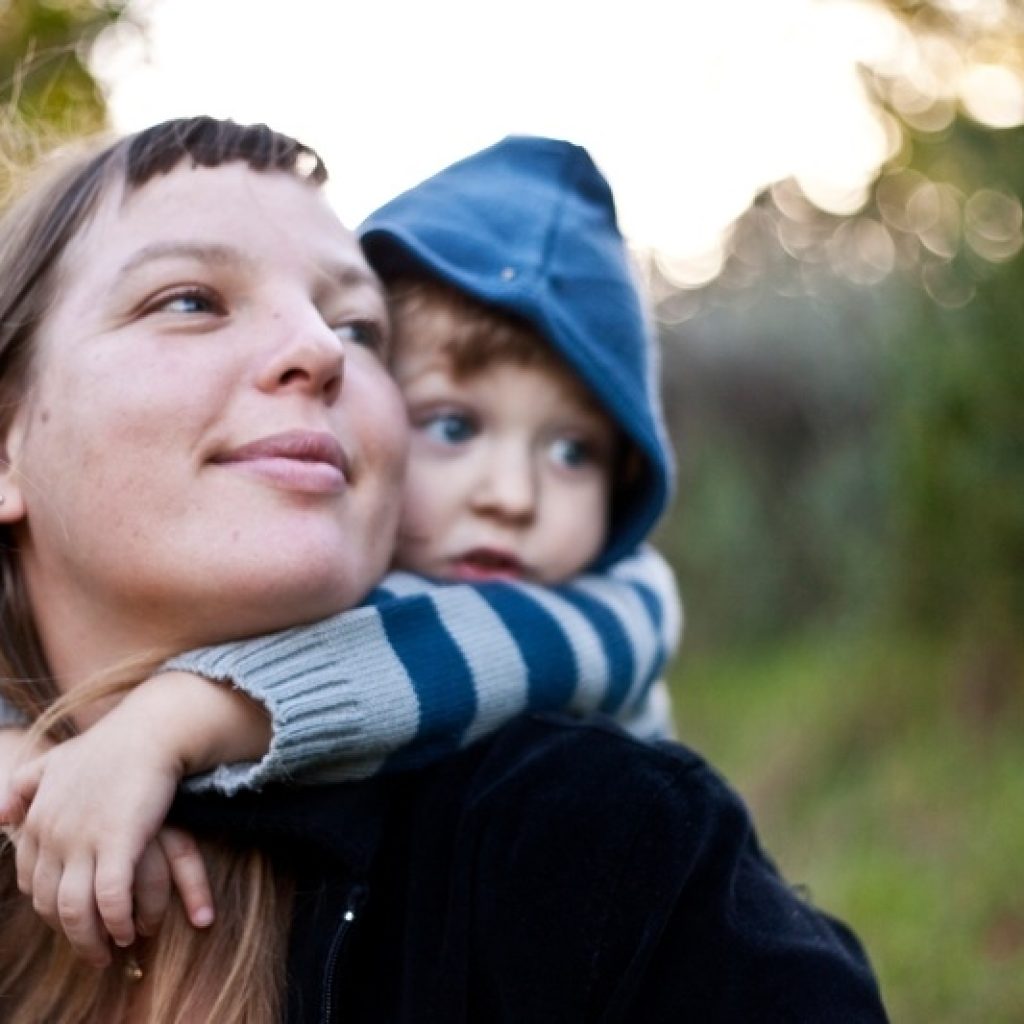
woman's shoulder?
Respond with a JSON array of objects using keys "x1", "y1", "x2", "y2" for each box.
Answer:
[
  {"x1": 436, "y1": 712, "x2": 779, "y2": 912},
  {"x1": 454, "y1": 711, "x2": 730, "y2": 822},
  {"x1": 427, "y1": 713, "x2": 888, "y2": 1022},
  {"x1": 436, "y1": 712, "x2": 735, "y2": 913}
]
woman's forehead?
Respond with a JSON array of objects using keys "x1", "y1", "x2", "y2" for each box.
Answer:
[{"x1": 65, "y1": 162, "x2": 369, "y2": 282}]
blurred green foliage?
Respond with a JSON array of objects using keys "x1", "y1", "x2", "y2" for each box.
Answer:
[
  {"x1": 0, "y1": 0, "x2": 130, "y2": 196},
  {"x1": 656, "y1": 282, "x2": 894, "y2": 648},
  {"x1": 889, "y1": 273, "x2": 1024, "y2": 641},
  {"x1": 670, "y1": 632, "x2": 1024, "y2": 1023},
  {"x1": 658, "y1": 116, "x2": 1024, "y2": 682},
  {"x1": 656, "y1": 13, "x2": 1024, "y2": 1019},
  {"x1": 0, "y1": 0, "x2": 127, "y2": 128}
]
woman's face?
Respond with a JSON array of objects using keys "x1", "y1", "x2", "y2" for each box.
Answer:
[{"x1": 1, "y1": 162, "x2": 408, "y2": 671}]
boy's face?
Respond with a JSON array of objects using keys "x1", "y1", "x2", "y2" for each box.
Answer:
[{"x1": 393, "y1": 348, "x2": 615, "y2": 583}]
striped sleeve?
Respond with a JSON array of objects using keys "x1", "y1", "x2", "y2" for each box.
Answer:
[{"x1": 170, "y1": 546, "x2": 682, "y2": 793}]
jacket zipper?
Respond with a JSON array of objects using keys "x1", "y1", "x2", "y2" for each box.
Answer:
[{"x1": 320, "y1": 882, "x2": 368, "y2": 1023}]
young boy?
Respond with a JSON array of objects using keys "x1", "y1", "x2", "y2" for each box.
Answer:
[{"x1": 0, "y1": 136, "x2": 679, "y2": 955}]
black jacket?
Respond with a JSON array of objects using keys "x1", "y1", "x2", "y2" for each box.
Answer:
[{"x1": 173, "y1": 715, "x2": 888, "y2": 1022}]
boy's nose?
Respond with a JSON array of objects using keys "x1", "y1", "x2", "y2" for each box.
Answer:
[{"x1": 472, "y1": 444, "x2": 537, "y2": 523}]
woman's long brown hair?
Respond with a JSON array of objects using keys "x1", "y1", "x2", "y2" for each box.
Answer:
[{"x1": 0, "y1": 116, "x2": 327, "y2": 1023}]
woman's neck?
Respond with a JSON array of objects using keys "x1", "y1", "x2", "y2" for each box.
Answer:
[{"x1": 20, "y1": 556, "x2": 185, "y2": 702}]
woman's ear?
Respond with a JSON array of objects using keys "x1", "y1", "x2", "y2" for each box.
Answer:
[{"x1": 0, "y1": 407, "x2": 30, "y2": 525}]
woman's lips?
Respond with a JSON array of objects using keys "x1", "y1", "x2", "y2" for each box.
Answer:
[
  {"x1": 211, "y1": 430, "x2": 349, "y2": 494},
  {"x1": 449, "y1": 548, "x2": 526, "y2": 582}
]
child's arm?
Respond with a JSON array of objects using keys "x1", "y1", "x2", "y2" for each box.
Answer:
[
  {"x1": 0, "y1": 724, "x2": 33, "y2": 843},
  {"x1": 0, "y1": 673, "x2": 268, "y2": 965},
  {"x1": 164, "y1": 544, "x2": 682, "y2": 791},
  {"x1": 2, "y1": 547, "x2": 678, "y2": 961}
]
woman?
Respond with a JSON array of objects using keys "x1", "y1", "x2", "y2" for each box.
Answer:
[{"x1": 0, "y1": 117, "x2": 887, "y2": 1022}]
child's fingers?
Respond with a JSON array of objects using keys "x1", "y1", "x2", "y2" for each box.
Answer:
[
  {"x1": 133, "y1": 840, "x2": 171, "y2": 938},
  {"x1": 0, "y1": 789, "x2": 28, "y2": 827},
  {"x1": 11, "y1": 758, "x2": 44, "y2": 805},
  {"x1": 57, "y1": 856, "x2": 110, "y2": 968},
  {"x1": 13, "y1": 829, "x2": 38, "y2": 896},
  {"x1": 159, "y1": 827, "x2": 215, "y2": 929},
  {"x1": 29, "y1": 848, "x2": 63, "y2": 931},
  {"x1": 95, "y1": 851, "x2": 137, "y2": 950}
]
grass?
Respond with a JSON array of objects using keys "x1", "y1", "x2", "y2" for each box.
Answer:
[{"x1": 668, "y1": 629, "x2": 1024, "y2": 1023}]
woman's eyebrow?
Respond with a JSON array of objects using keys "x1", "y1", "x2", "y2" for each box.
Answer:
[
  {"x1": 119, "y1": 241, "x2": 250, "y2": 276},
  {"x1": 317, "y1": 261, "x2": 385, "y2": 297}
]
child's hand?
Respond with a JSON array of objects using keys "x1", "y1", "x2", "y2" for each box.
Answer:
[
  {"x1": 129, "y1": 827, "x2": 214, "y2": 938},
  {"x1": 2, "y1": 735, "x2": 213, "y2": 965},
  {"x1": 6, "y1": 716, "x2": 205, "y2": 965},
  {"x1": 1, "y1": 671, "x2": 268, "y2": 966},
  {"x1": 0, "y1": 726, "x2": 47, "y2": 839},
  {"x1": 5, "y1": 809, "x2": 213, "y2": 965}
]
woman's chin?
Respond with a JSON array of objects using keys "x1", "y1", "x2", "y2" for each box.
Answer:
[
  {"x1": 201, "y1": 548, "x2": 384, "y2": 636},
  {"x1": 183, "y1": 582, "x2": 353, "y2": 647}
]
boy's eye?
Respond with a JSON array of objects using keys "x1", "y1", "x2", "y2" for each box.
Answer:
[
  {"x1": 421, "y1": 411, "x2": 478, "y2": 445},
  {"x1": 549, "y1": 436, "x2": 593, "y2": 469},
  {"x1": 334, "y1": 320, "x2": 385, "y2": 352}
]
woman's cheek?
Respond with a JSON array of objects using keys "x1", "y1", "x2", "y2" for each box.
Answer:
[{"x1": 352, "y1": 369, "x2": 410, "y2": 535}]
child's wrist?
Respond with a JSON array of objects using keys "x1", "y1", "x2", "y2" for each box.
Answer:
[{"x1": 118, "y1": 672, "x2": 272, "y2": 777}]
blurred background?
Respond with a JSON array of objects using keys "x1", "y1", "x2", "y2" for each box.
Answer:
[{"x1": 2, "y1": 0, "x2": 1022, "y2": 1018}]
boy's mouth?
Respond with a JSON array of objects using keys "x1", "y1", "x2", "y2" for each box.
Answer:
[{"x1": 450, "y1": 548, "x2": 526, "y2": 582}]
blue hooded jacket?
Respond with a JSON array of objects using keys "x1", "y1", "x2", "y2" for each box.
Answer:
[{"x1": 359, "y1": 136, "x2": 674, "y2": 566}]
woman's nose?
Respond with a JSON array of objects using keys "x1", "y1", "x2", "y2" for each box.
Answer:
[
  {"x1": 471, "y1": 444, "x2": 537, "y2": 523},
  {"x1": 256, "y1": 307, "x2": 345, "y2": 403}
]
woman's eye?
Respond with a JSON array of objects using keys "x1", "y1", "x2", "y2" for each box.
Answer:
[
  {"x1": 421, "y1": 411, "x2": 477, "y2": 446},
  {"x1": 334, "y1": 320, "x2": 385, "y2": 351},
  {"x1": 151, "y1": 289, "x2": 222, "y2": 316},
  {"x1": 549, "y1": 437, "x2": 593, "y2": 469}
]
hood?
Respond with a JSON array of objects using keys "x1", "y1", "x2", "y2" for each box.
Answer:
[{"x1": 359, "y1": 135, "x2": 674, "y2": 566}]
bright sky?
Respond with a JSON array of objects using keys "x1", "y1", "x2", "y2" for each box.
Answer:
[{"x1": 95, "y1": 0, "x2": 907, "y2": 275}]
